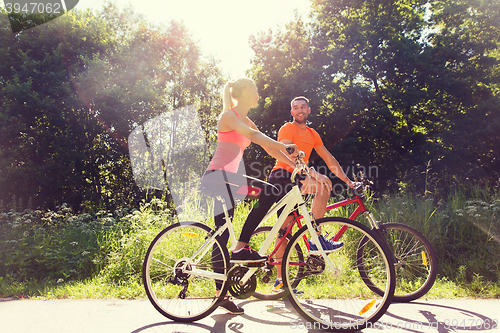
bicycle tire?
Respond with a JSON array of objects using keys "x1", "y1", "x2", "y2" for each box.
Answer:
[
  {"x1": 250, "y1": 226, "x2": 305, "y2": 300},
  {"x1": 143, "y1": 221, "x2": 230, "y2": 322},
  {"x1": 357, "y1": 222, "x2": 437, "y2": 302},
  {"x1": 282, "y1": 217, "x2": 395, "y2": 332}
]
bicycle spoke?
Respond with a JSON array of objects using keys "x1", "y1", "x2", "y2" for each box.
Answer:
[
  {"x1": 282, "y1": 217, "x2": 395, "y2": 331},
  {"x1": 143, "y1": 222, "x2": 230, "y2": 322}
]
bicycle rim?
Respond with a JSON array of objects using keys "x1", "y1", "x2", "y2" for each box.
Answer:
[
  {"x1": 359, "y1": 223, "x2": 437, "y2": 302},
  {"x1": 142, "y1": 221, "x2": 230, "y2": 322},
  {"x1": 250, "y1": 226, "x2": 304, "y2": 300},
  {"x1": 282, "y1": 217, "x2": 395, "y2": 332}
]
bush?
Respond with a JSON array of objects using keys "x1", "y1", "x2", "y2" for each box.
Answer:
[
  {"x1": 97, "y1": 198, "x2": 175, "y2": 283},
  {"x1": 0, "y1": 199, "x2": 175, "y2": 285},
  {"x1": 0, "y1": 203, "x2": 109, "y2": 282},
  {"x1": 2, "y1": 186, "x2": 499, "y2": 298}
]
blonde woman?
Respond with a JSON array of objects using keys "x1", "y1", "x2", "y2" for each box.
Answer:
[{"x1": 201, "y1": 78, "x2": 297, "y2": 314}]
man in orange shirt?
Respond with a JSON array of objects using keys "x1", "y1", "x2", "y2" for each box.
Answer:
[{"x1": 268, "y1": 96, "x2": 354, "y2": 293}]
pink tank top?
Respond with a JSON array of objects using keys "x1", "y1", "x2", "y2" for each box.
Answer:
[{"x1": 208, "y1": 110, "x2": 251, "y2": 172}]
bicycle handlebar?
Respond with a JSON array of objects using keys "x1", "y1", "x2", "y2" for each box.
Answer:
[
  {"x1": 291, "y1": 151, "x2": 308, "y2": 184},
  {"x1": 351, "y1": 175, "x2": 373, "y2": 197},
  {"x1": 285, "y1": 146, "x2": 295, "y2": 155}
]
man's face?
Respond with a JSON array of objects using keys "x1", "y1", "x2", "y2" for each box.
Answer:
[{"x1": 291, "y1": 100, "x2": 310, "y2": 124}]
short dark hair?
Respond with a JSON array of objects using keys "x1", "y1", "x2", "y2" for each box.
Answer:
[{"x1": 290, "y1": 96, "x2": 309, "y2": 109}]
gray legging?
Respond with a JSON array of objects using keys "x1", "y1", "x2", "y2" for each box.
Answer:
[{"x1": 201, "y1": 170, "x2": 279, "y2": 290}]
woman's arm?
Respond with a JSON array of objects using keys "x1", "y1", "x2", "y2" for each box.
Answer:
[
  {"x1": 246, "y1": 118, "x2": 297, "y2": 169},
  {"x1": 221, "y1": 111, "x2": 297, "y2": 168}
]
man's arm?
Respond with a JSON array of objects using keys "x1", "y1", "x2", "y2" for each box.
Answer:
[
  {"x1": 315, "y1": 145, "x2": 354, "y2": 188},
  {"x1": 279, "y1": 139, "x2": 333, "y2": 190}
]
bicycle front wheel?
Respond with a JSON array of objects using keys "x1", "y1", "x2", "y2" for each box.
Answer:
[
  {"x1": 282, "y1": 217, "x2": 395, "y2": 332},
  {"x1": 250, "y1": 226, "x2": 304, "y2": 300},
  {"x1": 142, "y1": 221, "x2": 230, "y2": 322},
  {"x1": 358, "y1": 222, "x2": 437, "y2": 302}
]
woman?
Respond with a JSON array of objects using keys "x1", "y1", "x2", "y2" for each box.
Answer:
[{"x1": 201, "y1": 78, "x2": 297, "y2": 314}]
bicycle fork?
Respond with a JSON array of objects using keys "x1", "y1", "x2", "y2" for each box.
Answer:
[
  {"x1": 363, "y1": 211, "x2": 399, "y2": 265},
  {"x1": 300, "y1": 204, "x2": 340, "y2": 277}
]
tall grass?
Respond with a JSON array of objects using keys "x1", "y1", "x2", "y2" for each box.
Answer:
[
  {"x1": 373, "y1": 186, "x2": 500, "y2": 286},
  {"x1": 1, "y1": 186, "x2": 499, "y2": 298},
  {"x1": 334, "y1": 185, "x2": 500, "y2": 297},
  {"x1": 0, "y1": 198, "x2": 175, "y2": 297}
]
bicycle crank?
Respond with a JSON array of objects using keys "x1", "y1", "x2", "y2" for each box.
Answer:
[
  {"x1": 227, "y1": 265, "x2": 257, "y2": 299},
  {"x1": 305, "y1": 255, "x2": 325, "y2": 275}
]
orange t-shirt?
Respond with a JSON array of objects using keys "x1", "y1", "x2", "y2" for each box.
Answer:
[{"x1": 272, "y1": 122, "x2": 323, "y2": 173}]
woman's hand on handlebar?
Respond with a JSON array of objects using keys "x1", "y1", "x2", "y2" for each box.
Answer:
[{"x1": 284, "y1": 144, "x2": 299, "y2": 158}]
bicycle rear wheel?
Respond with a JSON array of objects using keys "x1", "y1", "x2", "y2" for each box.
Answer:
[
  {"x1": 142, "y1": 221, "x2": 230, "y2": 322},
  {"x1": 358, "y1": 222, "x2": 437, "y2": 302},
  {"x1": 250, "y1": 226, "x2": 304, "y2": 300},
  {"x1": 282, "y1": 217, "x2": 395, "y2": 332}
]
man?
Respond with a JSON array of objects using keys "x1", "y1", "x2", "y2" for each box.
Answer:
[{"x1": 268, "y1": 96, "x2": 354, "y2": 293}]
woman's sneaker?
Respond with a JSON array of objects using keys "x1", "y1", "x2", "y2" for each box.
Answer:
[
  {"x1": 218, "y1": 297, "x2": 244, "y2": 315},
  {"x1": 272, "y1": 279, "x2": 304, "y2": 295},
  {"x1": 309, "y1": 235, "x2": 344, "y2": 255},
  {"x1": 231, "y1": 245, "x2": 267, "y2": 263}
]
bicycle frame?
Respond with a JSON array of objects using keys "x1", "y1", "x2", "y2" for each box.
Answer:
[
  {"x1": 180, "y1": 175, "x2": 340, "y2": 286},
  {"x1": 325, "y1": 194, "x2": 381, "y2": 241},
  {"x1": 267, "y1": 190, "x2": 381, "y2": 260}
]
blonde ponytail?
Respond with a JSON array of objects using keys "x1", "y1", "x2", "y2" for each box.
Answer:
[
  {"x1": 221, "y1": 78, "x2": 256, "y2": 114},
  {"x1": 222, "y1": 81, "x2": 234, "y2": 112}
]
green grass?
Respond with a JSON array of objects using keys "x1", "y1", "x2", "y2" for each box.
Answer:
[
  {"x1": 1, "y1": 185, "x2": 499, "y2": 299},
  {"x1": 1, "y1": 275, "x2": 492, "y2": 300},
  {"x1": 0, "y1": 276, "x2": 145, "y2": 299}
]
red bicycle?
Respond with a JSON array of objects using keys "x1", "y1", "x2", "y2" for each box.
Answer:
[{"x1": 251, "y1": 177, "x2": 437, "y2": 302}]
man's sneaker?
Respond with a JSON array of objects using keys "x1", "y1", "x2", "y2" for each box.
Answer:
[
  {"x1": 309, "y1": 235, "x2": 344, "y2": 255},
  {"x1": 272, "y1": 279, "x2": 304, "y2": 295},
  {"x1": 231, "y1": 245, "x2": 267, "y2": 263},
  {"x1": 218, "y1": 297, "x2": 244, "y2": 314}
]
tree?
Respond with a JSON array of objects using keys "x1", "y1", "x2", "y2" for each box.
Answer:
[
  {"x1": 0, "y1": 4, "x2": 224, "y2": 211},
  {"x1": 246, "y1": 13, "x2": 321, "y2": 177},
  {"x1": 246, "y1": 0, "x2": 500, "y2": 192},
  {"x1": 425, "y1": 0, "x2": 500, "y2": 183}
]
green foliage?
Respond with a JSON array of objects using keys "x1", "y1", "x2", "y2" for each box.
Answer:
[
  {"x1": 97, "y1": 198, "x2": 175, "y2": 283},
  {"x1": 0, "y1": 3, "x2": 224, "y2": 212},
  {"x1": 1, "y1": 187, "x2": 499, "y2": 298},
  {"x1": 247, "y1": 0, "x2": 500, "y2": 192},
  {"x1": 0, "y1": 199, "x2": 174, "y2": 287},
  {"x1": 0, "y1": 203, "x2": 115, "y2": 282},
  {"x1": 1, "y1": 0, "x2": 500, "y2": 299}
]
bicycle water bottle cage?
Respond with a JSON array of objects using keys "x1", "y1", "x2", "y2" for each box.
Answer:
[
  {"x1": 310, "y1": 213, "x2": 320, "y2": 233},
  {"x1": 205, "y1": 227, "x2": 217, "y2": 240}
]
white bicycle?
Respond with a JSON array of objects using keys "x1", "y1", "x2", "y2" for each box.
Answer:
[{"x1": 143, "y1": 151, "x2": 395, "y2": 331}]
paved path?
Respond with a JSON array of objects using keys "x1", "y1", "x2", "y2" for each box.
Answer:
[{"x1": 1, "y1": 298, "x2": 499, "y2": 333}]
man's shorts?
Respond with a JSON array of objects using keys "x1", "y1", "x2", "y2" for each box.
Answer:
[{"x1": 267, "y1": 168, "x2": 306, "y2": 201}]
